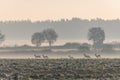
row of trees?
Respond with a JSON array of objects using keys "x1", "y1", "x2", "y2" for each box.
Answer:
[
  {"x1": 31, "y1": 28, "x2": 58, "y2": 49},
  {"x1": 0, "y1": 27, "x2": 105, "y2": 52},
  {"x1": 31, "y1": 27, "x2": 105, "y2": 52}
]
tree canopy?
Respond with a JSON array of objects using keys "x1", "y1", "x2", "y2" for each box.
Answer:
[
  {"x1": 43, "y1": 28, "x2": 58, "y2": 49},
  {"x1": 31, "y1": 32, "x2": 45, "y2": 47},
  {"x1": 88, "y1": 27, "x2": 105, "y2": 51}
]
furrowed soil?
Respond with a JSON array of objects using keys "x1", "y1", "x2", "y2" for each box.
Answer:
[{"x1": 0, "y1": 59, "x2": 120, "y2": 80}]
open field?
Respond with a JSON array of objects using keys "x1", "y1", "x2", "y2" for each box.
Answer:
[
  {"x1": 0, "y1": 47, "x2": 119, "y2": 59},
  {"x1": 0, "y1": 59, "x2": 120, "y2": 80}
]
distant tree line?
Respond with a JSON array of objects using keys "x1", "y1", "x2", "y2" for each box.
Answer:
[{"x1": 0, "y1": 18, "x2": 120, "y2": 40}]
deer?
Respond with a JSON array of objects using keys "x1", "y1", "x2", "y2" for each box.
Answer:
[
  {"x1": 95, "y1": 53, "x2": 101, "y2": 58},
  {"x1": 42, "y1": 55, "x2": 48, "y2": 59},
  {"x1": 83, "y1": 54, "x2": 91, "y2": 58},
  {"x1": 34, "y1": 54, "x2": 41, "y2": 59},
  {"x1": 68, "y1": 55, "x2": 74, "y2": 59}
]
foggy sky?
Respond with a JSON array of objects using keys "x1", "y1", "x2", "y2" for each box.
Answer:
[{"x1": 0, "y1": 0, "x2": 120, "y2": 21}]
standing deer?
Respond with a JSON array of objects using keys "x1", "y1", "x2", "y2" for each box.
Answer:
[
  {"x1": 68, "y1": 55, "x2": 74, "y2": 59},
  {"x1": 83, "y1": 54, "x2": 91, "y2": 58},
  {"x1": 95, "y1": 53, "x2": 101, "y2": 58},
  {"x1": 42, "y1": 55, "x2": 48, "y2": 59},
  {"x1": 34, "y1": 54, "x2": 41, "y2": 59}
]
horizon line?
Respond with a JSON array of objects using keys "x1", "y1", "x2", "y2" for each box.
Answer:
[{"x1": 1, "y1": 17, "x2": 120, "y2": 22}]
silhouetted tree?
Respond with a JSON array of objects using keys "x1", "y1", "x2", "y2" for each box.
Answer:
[
  {"x1": 0, "y1": 31, "x2": 5, "y2": 44},
  {"x1": 43, "y1": 28, "x2": 58, "y2": 49},
  {"x1": 88, "y1": 27, "x2": 105, "y2": 51},
  {"x1": 31, "y1": 32, "x2": 45, "y2": 47}
]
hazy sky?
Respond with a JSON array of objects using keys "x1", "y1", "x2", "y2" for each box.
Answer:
[{"x1": 0, "y1": 0, "x2": 120, "y2": 21}]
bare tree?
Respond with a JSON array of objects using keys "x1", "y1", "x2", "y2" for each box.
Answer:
[
  {"x1": 43, "y1": 28, "x2": 58, "y2": 49},
  {"x1": 31, "y1": 32, "x2": 45, "y2": 47},
  {"x1": 88, "y1": 27, "x2": 105, "y2": 52}
]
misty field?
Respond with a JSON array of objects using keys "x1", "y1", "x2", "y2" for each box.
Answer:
[{"x1": 0, "y1": 59, "x2": 120, "y2": 80}]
